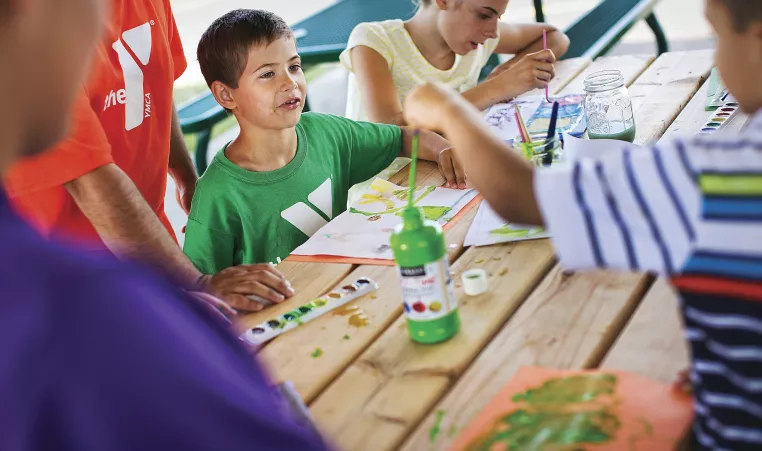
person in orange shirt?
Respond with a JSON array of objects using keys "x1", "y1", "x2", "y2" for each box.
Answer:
[{"x1": 3, "y1": 0, "x2": 292, "y2": 312}]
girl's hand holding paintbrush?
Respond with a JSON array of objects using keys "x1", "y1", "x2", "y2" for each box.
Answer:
[{"x1": 479, "y1": 49, "x2": 556, "y2": 103}]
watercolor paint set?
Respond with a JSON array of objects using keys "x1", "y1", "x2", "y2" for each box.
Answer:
[
  {"x1": 239, "y1": 277, "x2": 379, "y2": 346},
  {"x1": 698, "y1": 101, "x2": 740, "y2": 135}
]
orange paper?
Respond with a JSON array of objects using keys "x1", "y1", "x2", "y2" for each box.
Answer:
[
  {"x1": 450, "y1": 367, "x2": 693, "y2": 451},
  {"x1": 286, "y1": 194, "x2": 483, "y2": 266}
]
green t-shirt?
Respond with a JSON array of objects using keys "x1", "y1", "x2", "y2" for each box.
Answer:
[{"x1": 183, "y1": 112, "x2": 402, "y2": 273}]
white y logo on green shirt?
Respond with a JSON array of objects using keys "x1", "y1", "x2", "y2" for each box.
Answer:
[{"x1": 281, "y1": 178, "x2": 333, "y2": 237}]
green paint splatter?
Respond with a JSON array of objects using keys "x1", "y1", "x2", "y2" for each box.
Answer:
[
  {"x1": 311, "y1": 348, "x2": 323, "y2": 358},
  {"x1": 342, "y1": 335, "x2": 351, "y2": 341},
  {"x1": 448, "y1": 424, "x2": 459, "y2": 437},
  {"x1": 464, "y1": 374, "x2": 621, "y2": 451},
  {"x1": 489, "y1": 224, "x2": 546, "y2": 237},
  {"x1": 430, "y1": 409, "x2": 446, "y2": 443},
  {"x1": 512, "y1": 373, "x2": 616, "y2": 405}
]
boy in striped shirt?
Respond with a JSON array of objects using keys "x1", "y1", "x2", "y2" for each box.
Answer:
[{"x1": 401, "y1": 1, "x2": 762, "y2": 449}]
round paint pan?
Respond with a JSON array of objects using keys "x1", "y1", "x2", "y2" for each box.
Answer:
[
  {"x1": 711, "y1": 117, "x2": 727, "y2": 122},
  {"x1": 700, "y1": 128, "x2": 715, "y2": 133},
  {"x1": 720, "y1": 107, "x2": 735, "y2": 112},
  {"x1": 727, "y1": 102, "x2": 739, "y2": 107},
  {"x1": 706, "y1": 122, "x2": 722, "y2": 127}
]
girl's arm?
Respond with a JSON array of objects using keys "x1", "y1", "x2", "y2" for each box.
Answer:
[
  {"x1": 349, "y1": 46, "x2": 406, "y2": 125},
  {"x1": 494, "y1": 22, "x2": 569, "y2": 56},
  {"x1": 350, "y1": 44, "x2": 554, "y2": 122},
  {"x1": 487, "y1": 22, "x2": 570, "y2": 80}
]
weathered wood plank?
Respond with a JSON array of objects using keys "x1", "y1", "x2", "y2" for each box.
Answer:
[
  {"x1": 401, "y1": 268, "x2": 649, "y2": 451},
  {"x1": 310, "y1": 242, "x2": 555, "y2": 451}
]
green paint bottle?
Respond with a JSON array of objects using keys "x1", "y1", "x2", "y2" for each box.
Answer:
[{"x1": 390, "y1": 132, "x2": 460, "y2": 344}]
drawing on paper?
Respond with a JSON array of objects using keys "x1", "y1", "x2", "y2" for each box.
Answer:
[
  {"x1": 464, "y1": 201, "x2": 550, "y2": 247},
  {"x1": 526, "y1": 93, "x2": 586, "y2": 136},
  {"x1": 449, "y1": 367, "x2": 692, "y2": 451},
  {"x1": 291, "y1": 178, "x2": 478, "y2": 261}
]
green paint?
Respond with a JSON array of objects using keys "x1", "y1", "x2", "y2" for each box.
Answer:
[
  {"x1": 311, "y1": 348, "x2": 323, "y2": 358},
  {"x1": 464, "y1": 374, "x2": 622, "y2": 451},
  {"x1": 448, "y1": 424, "x2": 459, "y2": 437},
  {"x1": 430, "y1": 409, "x2": 446, "y2": 443},
  {"x1": 588, "y1": 124, "x2": 636, "y2": 143},
  {"x1": 350, "y1": 187, "x2": 435, "y2": 217},
  {"x1": 342, "y1": 334, "x2": 351, "y2": 341},
  {"x1": 396, "y1": 205, "x2": 452, "y2": 222},
  {"x1": 512, "y1": 373, "x2": 616, "y2": 405},
  {"x1": 489, "y1": 224, "x2": 546, "y2": 238},
  {"x1": 391, "y1": 135, "x2": 460, "y2": 345}
]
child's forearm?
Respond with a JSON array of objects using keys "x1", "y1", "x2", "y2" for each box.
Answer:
[
  {"x1": 436, "y1": 101, "x2": 544, "y2": 226},
  {"x1": 399, "y1": 127, "x2": 451, "y2": 161},
  {"x1": 461, "y1": 78, "x2": 525, "y2": 112}
]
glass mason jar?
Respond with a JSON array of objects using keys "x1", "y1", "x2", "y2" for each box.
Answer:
[
  {"x1": 583, "y1": 70, "x2": 636, "y2": 142},
  {"x1": 512, "y1": 133, "x2": 562, "y2": 167}
]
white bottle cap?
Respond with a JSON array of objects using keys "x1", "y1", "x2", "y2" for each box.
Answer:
[{"x1": 462, "y1": 269, "x2": 488, "y2": 296}]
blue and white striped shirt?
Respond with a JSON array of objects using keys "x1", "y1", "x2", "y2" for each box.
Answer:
[{"x1": 536, "y1": 112, "x2": 762, "y2": 451}]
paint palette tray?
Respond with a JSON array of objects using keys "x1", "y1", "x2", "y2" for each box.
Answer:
[
  {"x1": 239, "y1": 277, "x2": 379, "y2": 346},
  {"x1": 698, "y1": 101, "x2": 740, "y2": 135}
]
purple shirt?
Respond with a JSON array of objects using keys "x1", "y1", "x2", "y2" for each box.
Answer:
[{"x1": 0, "y1": 191, "x2": 329, "y2": 451}]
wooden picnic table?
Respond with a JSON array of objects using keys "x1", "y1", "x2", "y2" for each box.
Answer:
[{"x1": 236, "y1": 50, "x2": 746, "y2": 450}]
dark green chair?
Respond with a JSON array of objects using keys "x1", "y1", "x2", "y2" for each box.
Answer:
[{"x1": 179, "y1": 0, "x2": 668, "y2": 174}]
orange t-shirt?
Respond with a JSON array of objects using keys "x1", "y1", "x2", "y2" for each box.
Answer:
[{"x1": 3, "y1": 0, "x2": 187, "y2": 248}]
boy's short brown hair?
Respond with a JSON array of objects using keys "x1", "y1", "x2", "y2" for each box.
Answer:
[
  {"x1": 721, "y1": 0, "x2": 762, "y2": 31},
  {"x1": 197, "y1": 9, "x2": 293, "y2": 88}
]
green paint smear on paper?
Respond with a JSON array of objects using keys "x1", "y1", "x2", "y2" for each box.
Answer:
[
  {"x1": 342, "y1": 335, "x2": 351, "y2": 341},
  {"x1": 397, "y1": 205, "x2": 452, "y2": 222},
  {"x1": 430, "y1": 409, "x2": 446, "y2": 443},
  {"x1": 465, "y1": 374, "x2": 623, "y2": 451},
  {"x1": 311, "y1": 348, "x2": 323, "y2": 358},
  {"x1": 512, "y1": 373, "x2": 616, "y2": 405},
  {"x1": 489, "y1": 225, "x2": 546, "y2": 238},
  {"x1": 350, "y1": 187, "x2": 435, "y2": 217}
]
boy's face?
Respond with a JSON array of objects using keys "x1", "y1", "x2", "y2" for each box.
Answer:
[
  {"x1": 11, "y1": 0, "x2": 106, "y2": 157},
  {"x1": 229, "y1": 36, "x2": 306, "y2": 130},
  {"x1": 438, "y1": 0, "x2": 508, "y2": 55},
  {"x1": 706, "y1": 0, "x2": 762, "y2": 113}
]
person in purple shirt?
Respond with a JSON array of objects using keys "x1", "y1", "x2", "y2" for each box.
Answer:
[{"x1": 0, "y1": 1, "x2": 329, "y2": 450}]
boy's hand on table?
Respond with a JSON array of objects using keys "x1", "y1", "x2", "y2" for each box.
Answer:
[
  {"x1": 494, "y1": 49, "x2": 556, "y2": 97},
  {"x1": 200, "y1": 264, "x2": 295, "y2": 312},
  {"x1": 437, "y1": 147, "x2": 467, "y2": 189}
]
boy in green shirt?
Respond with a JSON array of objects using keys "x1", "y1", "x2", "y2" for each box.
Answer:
[{"x1": 184, "y1": 9, "x2": 462, "y2": 273}]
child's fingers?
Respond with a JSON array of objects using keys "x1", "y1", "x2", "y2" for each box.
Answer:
[
  {"x1": 451, "y1": 156, "x2": 467, "y2": 189},
  {"x1": 534, "y1": 62, "x2": 555, "y2": 77},
  {"x1": 437, "y1": 152, "x2": 458, "y2": 188},
  {"x1": 534, "y1": 69, "x2": 553, "y2": 83},
  {"x1": 532, "y1": 49, "x2": 556, "y2": 63},
  {"x1": 228, "y1": 293, "x2": 265, "y2": 312}
]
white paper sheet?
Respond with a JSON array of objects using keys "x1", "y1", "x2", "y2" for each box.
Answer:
[
  {"x1": 463, "y1": 201, "x2": 550, "y2": 247},
  {"x1": 484, "y1": 94, "x2": 588, "y2": 143},
  {"x1": 291, "y1": 179, "x2": 478, "y2": 260},
  {"x1": 562, "y1": 133, "x2": 645, "y2": 163}
]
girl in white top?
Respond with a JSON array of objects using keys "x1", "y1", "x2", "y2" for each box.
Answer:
[
  {"x1": 340, "y1": 0, "x2": 568, "y2": 200},
  {"x1": 340, "y1": 0, "x2": 569, "y2": 125}
]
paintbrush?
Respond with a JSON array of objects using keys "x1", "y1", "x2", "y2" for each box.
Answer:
[
  {"x1": 409, "y1": 130, "x2": 419, "y2": 201},
  {"x1": 514, "y1": 107, "x2": 532, "y2": 159},
  {"x1": 543, "y1": 101, "x2": 560, "y2": 166}
]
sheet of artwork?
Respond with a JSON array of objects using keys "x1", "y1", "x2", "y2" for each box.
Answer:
[
  {"x1": 450, "y1": 366, "x2": 693, "y2": 451},
  {"x1": 485, "y1": 94, "x2": 587, "y2": 143},
  {"x1": 464, "y1": 201, "x2": 549, "y2": 247},
  {"x1": 289, "y1": 178, "x2": 479, "y2": 264}
]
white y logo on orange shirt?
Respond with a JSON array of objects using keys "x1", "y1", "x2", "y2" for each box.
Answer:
[{"x1": 104, "y1": 22, "x2": 153, "y2": 131}]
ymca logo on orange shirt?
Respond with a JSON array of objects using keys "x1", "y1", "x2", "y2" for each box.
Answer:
[{"x1": 103, "y1": 21, "x2": 154, "y2": 131}]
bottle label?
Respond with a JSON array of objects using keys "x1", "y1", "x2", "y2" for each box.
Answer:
[{"x1": 397, "y1": 257, "x2": 458, "y2": 321}]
